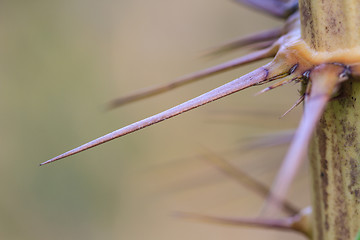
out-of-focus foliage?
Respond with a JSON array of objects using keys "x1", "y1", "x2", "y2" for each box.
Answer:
[
  {"x1": 356, "y1": 230, "x2": 360, "y2": 240},
  {"x1": 0, "y1": 0, "x2": 307, "y2": 239}
]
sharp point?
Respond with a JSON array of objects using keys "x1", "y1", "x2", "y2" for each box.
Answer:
[
  {"x1": 39, "y1": 136, "x2": 107, "y2": 166},
  {"x1": 40, "y1": 153, "x2": 69, "y2": 166}
]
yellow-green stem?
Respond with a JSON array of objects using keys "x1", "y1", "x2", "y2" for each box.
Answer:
[
  {"x1": 310, "y1": 78, "x2": 360, "y2": 240},
  {"x1": 299, "y1": 1, "x2": 360, "y2": 239},
  {"x1": 299, "y1": 0, "x2": 360, "y2": 51}
]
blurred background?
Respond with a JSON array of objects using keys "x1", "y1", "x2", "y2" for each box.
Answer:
[{"x1": 0, "y1": 0, "x2": 309, "y2": 239}]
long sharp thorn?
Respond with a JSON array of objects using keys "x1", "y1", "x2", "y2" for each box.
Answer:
[
  {"x1": 205, "y1": 28, "x2": 282, "y2": 57},
  {"x1": 42, "y1": 63, "x2": 281, "y2": 166},
  {"x1": 108, "y1": 47, "x2": 277, "y2": 109},
  {"x1": 263, "y1": 64, "x2": 346, "y2": 214}
]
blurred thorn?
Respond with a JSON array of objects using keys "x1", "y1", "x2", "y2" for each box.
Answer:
[
  {"x1": 203, "y1": 28, "x2": 281, "y2": 57},
  {"x1": 107, "y1": 46, "x2": 277, "y2": 110},
  {"x1": 142, "y1": 129, "x2": 295, "y2": 175},
  {"x1": 246, "y1": 39, "x2": 278, "y2": 51},
  {"x1": 174, "y1": 211, "x2": 308, "y2": 236},
  {"x1": 240, "y1": 130, "x2": 295, "y2": 150},
  {"x1": 199, "y1": 147, "x2": 299, "y2": 215},
  {"x1": 234, "y1": 0, "x2": 299, "y2": 19}
]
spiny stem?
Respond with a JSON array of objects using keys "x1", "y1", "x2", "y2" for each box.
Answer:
[
  {"x1": 309, "y1": 75, "x2": 360, "y2": 240},
  {"x1": 264, "y1": 63, "x2": 345, "y2": 215}
]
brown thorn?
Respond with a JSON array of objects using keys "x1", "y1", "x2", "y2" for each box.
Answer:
[
  {"x1": 107, "y1": 46, "x2": 277, "y2": 110},
  {"x1": 199, "y1": 148, "x2": 299, "y2": 215}
]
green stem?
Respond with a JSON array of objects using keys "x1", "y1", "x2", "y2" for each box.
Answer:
[
  {"x1": 310, "y1": 78, "x2": 360, "y2": 240},
  {"x1": 299, "y1": 0, "x2": 360, "y2": 51},
  {"x1": 298, "y1": 1, "x2": 360, "y2": 239}
]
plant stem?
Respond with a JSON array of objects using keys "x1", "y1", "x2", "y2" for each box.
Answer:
[
  {"x1": 299, "y1": 0, "x2": 360, "y2": 51},
  {"x1": 310, "y1": 78, "x2": 360, "y2": 240},
  {"x1": 299, "y1": 1, "x2": 360, "y2": 239}
]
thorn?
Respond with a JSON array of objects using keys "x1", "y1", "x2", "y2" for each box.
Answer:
[
  {"x1": 255, "y1": 76, "x2": 295, "y2": 95},
  {"x1": 241, "y1": 130, "x2": 295, "y2": 150},
  {"x1": 199, "y1": 147, "x2": 299, "y2": 215},
  {"x1": 42, "y1": 63, "x2": 284, "y2": 166},
  {"x1": 175, "y1": 211, "x2": 304, "y2": 234},
  {"x1": 234, "y1": 0, "x2": 299, "y2": 19},
  {"x1": 280, "y1": 94, "x2": 304, "y2": 118},
  {"x1": 246, "y1": 39, "x2": 277, "y2": 51},
  {"x1": 108, "y1": 46, "x2": 277, "y2": 109},
  {"x1": 204, "y1": 28, "x2": 282, "y2": 57}
]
